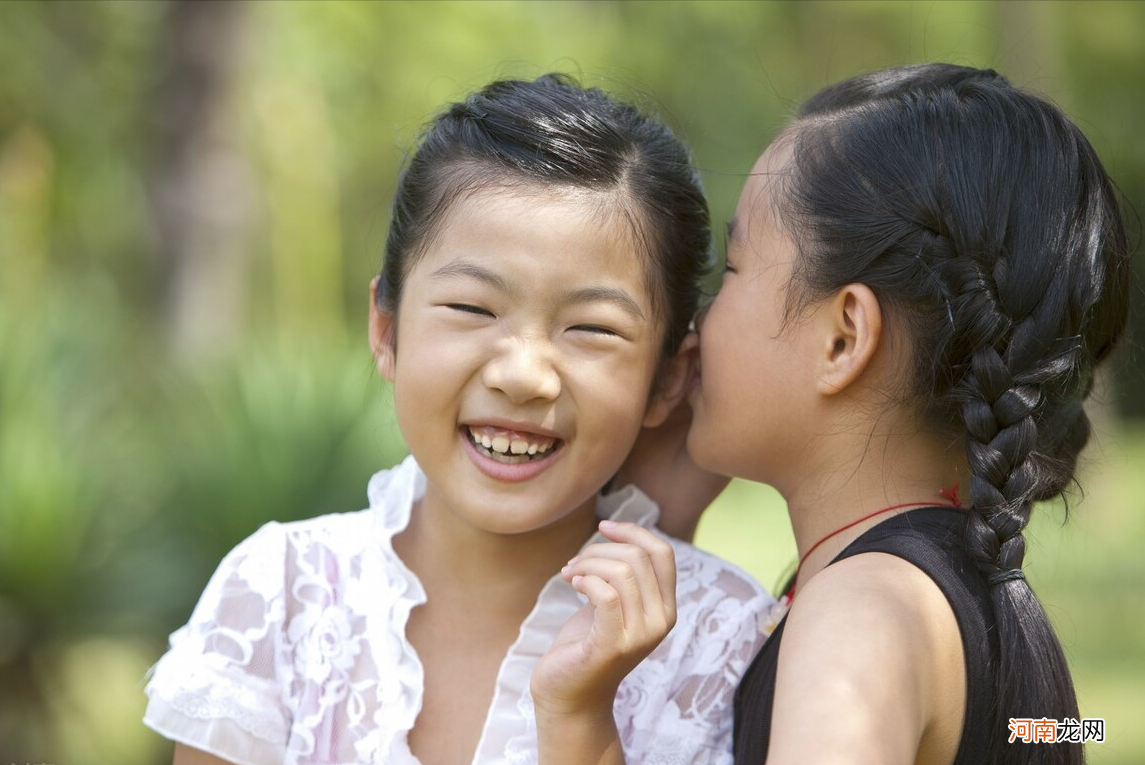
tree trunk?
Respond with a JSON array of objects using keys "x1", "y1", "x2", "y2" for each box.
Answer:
[{"x1": 149, "y1": 0, "x2": 252, "y2": 362}]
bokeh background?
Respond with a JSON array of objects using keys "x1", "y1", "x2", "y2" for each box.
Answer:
[{"x1": 1, "y1": 1, "x2": 1142, "y2": 763}]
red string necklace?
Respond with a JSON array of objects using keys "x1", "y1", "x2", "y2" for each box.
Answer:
[{"x1": 784, "y1": 484, "x2": 961, "y2": 602}]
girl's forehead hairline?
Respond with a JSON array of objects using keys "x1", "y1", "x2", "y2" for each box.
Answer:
[
  {"x1": 404, "y1": 164, "x2": 668, "y2": 316},
  {"x1": 453, "y1": 175, "x2": 633, "y2": 209}
]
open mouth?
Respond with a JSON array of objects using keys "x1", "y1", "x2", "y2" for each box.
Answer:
[{"x1": 465, "y1": 426, "x2": 562, "y2": 464}]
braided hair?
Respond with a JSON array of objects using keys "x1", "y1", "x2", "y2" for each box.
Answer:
[{"x1": 779, "y1": 64, "x2": 1130, "y2": 764}]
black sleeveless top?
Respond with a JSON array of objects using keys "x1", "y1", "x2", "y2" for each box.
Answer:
[{"x1": 733, "y1": 507, "x2": 997, "y2": 764}]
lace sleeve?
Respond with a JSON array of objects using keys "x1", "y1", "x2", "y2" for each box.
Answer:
[
  {"x1": 143, "y1": 522, "x2": 292, "y2": 765},
  {"x1": 614, "y1": 543, "x2": 772, "y2": 765}
]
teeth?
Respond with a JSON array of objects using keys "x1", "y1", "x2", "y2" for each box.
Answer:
[{"x1": 467, "y1": 427, "x2": 557, "y2": 461}]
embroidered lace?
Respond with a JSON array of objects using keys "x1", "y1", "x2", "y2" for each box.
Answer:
[{"x1": 144, "y1": 456, "x2": 772, "y2": 765}]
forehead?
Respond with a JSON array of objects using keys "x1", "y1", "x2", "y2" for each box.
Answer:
[
  {"x1": 734, "y1": 138, "x2": 795, "y2": 234},
  {"x1": 414, "y1": 183, "x2": 650, "y2": 285},
  {"x1": 419, "y1": 181, "x2": 662, "y2": 301},
  {"x1": 446, "y1": 182, "x2": 626, "y2": 225},
  {"x1": 429, "y1": 183, "x2": 642, "y2": 257}
]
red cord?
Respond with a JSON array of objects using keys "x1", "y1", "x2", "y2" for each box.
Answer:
[{"x1": 786, "y1": 483, "x2": 961, "y2": 601}]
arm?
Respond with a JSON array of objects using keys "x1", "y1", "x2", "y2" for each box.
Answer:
[
  {"x1": 533, "y1": 704, "x2": 626, "y2": 765},
  {"x1": 765, "y1": 554, "x2": 965, "y2": 765},
  {"x1": 531, "y1": 521, "x2": 678, "y2": 765},
  {"x1": 144, "y1": 525, "x2": 290, "y2": 765},
  {"x1": 173, "y1": 744, "x2": 237, "y2": 765}
]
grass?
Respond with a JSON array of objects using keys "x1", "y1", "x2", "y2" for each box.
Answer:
[{"x1": 693, "y1": 422, "x2": 1145, "y2": 765}]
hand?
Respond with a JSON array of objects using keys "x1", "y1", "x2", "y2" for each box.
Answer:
[
  {"x1": 612, "y1": 333, "x2": 730, "y2": 541},
  {"x1": 531, "y1": 520, "x2": 677, "y2": 717}
]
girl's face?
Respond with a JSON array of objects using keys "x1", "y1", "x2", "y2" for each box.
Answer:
[
  {"x1": 688, "y1": 140, "x2": 824, "y2": 489},
  {"x1": 376, "y1": 186, "x2": 671, "y2": 539}
]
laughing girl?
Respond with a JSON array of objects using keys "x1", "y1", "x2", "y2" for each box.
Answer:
[{"x1": 143, "y1": 73, "x2": 771, "y2": 765}]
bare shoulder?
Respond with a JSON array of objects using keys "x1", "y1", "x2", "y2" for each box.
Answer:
[
  {"x1": 766, "y1": 553, "x2": 965, "y2": 765},
  {"x1": 798, "y1": 552, "x2": 957, "y2": 639}
]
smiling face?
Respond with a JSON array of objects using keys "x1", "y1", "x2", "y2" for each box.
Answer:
[
  {"x1": 688, "y1": 140, "x2": 824, "y2": 490},
  {"x1": 376, "y1": 185, "x2": 670, "y2": 540}
]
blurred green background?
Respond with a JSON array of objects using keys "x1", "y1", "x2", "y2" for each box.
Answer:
[{"x1": 0, "y1": 1, "x2": 1141, "y2": 763}]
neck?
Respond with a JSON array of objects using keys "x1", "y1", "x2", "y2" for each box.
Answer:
[
  {"x1": 394, "y1": 489, "x2": 598, "y2": 610},
  {"x1": 788, "y1": 493, "x2": 958, "y2": 599},
  {"x1": 781, "y1": 428, "x2": 968, "y2": 598}
]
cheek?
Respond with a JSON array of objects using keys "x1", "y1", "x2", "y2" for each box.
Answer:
[
  {"x1": 590, "y1": 355, "x2": 658, "y2": 417},
  {"x1": 690, "y1": 339, "x2": 775, "y2": 473},
  {"x1": 572, "y1": 352, "x2": 660, "y2": 444},
  {"x1": 699, "y1": 316, "x2": 747, "y2": 399},
  {"x1": 390, "y1": 338, "x2": 470, "y2": 419},
  {"x1": 704, "y1": 293, "x2": 788, "y2": 397}
]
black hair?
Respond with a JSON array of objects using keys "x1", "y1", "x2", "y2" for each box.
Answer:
[
  {"x1": 378, "y1": 73, "x2": 711, "y2": 359},
  {"x1": 780, "y1": 63, "x2": 1130, "y2": 764}
]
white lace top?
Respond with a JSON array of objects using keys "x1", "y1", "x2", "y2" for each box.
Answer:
[{"x1": 143, "y1": 455, "x2": 772, "y2": 765}]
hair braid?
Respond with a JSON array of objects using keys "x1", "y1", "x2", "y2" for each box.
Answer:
[
  {"x1": 780, "y1": 63, "x2": 1130, "y2": 765},
  {"x1": 946, "y1": 234, "x2": 1094, "y2": 763},
  {"x1": 960, "y1": 343, "x2": 1040, "y2": 571}
]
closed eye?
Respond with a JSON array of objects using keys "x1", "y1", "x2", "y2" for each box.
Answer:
[
  {"x1": 570, "y1": 324, "x2": 620, "y2": 337},
  {"x1": 446, "y1": 303, "x2": 495, "y2": 318}
]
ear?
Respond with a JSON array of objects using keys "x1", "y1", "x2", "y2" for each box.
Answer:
[
  {"x1": 368, "y1": 276, "x2": 397, "y2": 382},
  {"x1": 815, "y1": 284, "x2": 882, "y2": 396},
  {"x1": 642, "y1": 331, "x2": 698, "y2": 427}
]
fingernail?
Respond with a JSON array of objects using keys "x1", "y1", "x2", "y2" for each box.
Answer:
[{"x1": 599, "y1": 520, "x2": 617, "y2": 531}]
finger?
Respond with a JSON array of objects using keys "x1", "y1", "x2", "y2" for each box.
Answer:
[
  {"x1": 570, "y1": 571, "x2": 669, "y2": 659},
  {"x1": 565, "y1": 556, "x2": 650, "y2": 634},
  {"x1": 596, "y1": 521, "x2": 677, "y2": 618},
  {"x1": 567, "y1": 542, "x2": 663, "y2": 631},
  {"x1": 570, "y1": 574, "x2": 626, "y2": 645}
]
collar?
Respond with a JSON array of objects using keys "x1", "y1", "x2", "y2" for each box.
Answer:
[{"x1": 366, "y1": 455, "x2": 662, "y2": 548}]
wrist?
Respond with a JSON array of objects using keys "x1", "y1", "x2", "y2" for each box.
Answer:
[{"x1": 535, "y1": 702, "x2": 623, "y2": 765}]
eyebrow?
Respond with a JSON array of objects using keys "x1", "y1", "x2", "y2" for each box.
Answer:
[
  {"x1": 430, "y1": 260, "x2": 513, "y2": 293},
  {"x1": 430, "y1": 259, "x2": 645, "y2": 320},
  {"x1": 561, "y1": 286, "x2": 646, "y2": 321}
]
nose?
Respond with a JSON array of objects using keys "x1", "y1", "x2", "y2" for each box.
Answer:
[{"x1": 482, "y1": 336, "x2": 562, "y2": 404}]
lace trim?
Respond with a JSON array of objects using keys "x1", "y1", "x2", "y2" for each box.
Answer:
[
  {"x1": 145, "y1": 456, "x2": 771, "y2": 765},
  {"x1": 151, "y1": 671, "x2": 288, "y2": 744}
]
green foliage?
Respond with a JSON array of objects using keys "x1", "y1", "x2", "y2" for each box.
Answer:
[
  {"x1": 149, "y1": 340, "x2": 406, "y2": 615},
  {"x1": 0, "y1": 270, "x2": 406, "y2": 759},
  {"x1": 0, "y1": 274, "x2": 150, "y2": 640}
]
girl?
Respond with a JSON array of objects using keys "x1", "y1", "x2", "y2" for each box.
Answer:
[
  {"x1": 687, "y1": 63, "x2": 1130, "y2": 764},
  {"x1": 142, "y1": 74, "x2": 772, "y2": 765}
]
